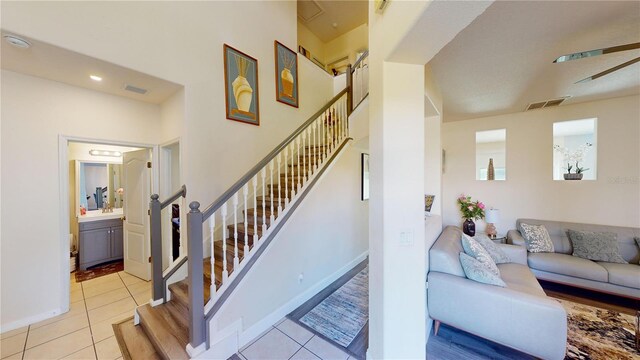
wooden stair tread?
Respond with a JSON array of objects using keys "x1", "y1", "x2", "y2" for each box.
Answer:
[
  {"x1": 113, "y1": 316, "x2": 161, "y2": 360},
  {"x1": 137, "y1": 304, "x2": 189, "y2": 360},
  {"x1": 226, "y1": 223, "x2": 263, "y2": 236}
]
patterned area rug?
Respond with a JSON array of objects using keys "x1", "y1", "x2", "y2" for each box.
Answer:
[
  {"x1": 559, "y1": 299, "x2": 639, "y2": 360},
  {"x1": 74, "y1": 260, "x2": 124, "y2": 282},
  {"x1": 299, "y1": 266, "x2": 368, "y2": 347}
]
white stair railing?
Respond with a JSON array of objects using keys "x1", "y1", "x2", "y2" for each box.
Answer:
[{"x1": 185, "y1": 88, "x2": 351, "y2": 353}]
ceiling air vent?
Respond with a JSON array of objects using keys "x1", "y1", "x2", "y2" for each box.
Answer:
[
  {"x1": 298, "y1": 0, "x2": 324, "y2": 23},
  {"x1": 124, "y1": 84, "x2": 148, "y2": 95},
  {"x1": 525, "y1": 97, "x2": 570, "y2": 111}
]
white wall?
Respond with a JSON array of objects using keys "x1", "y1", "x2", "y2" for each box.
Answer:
[
  {"x1": 1, "y1": 1, "x2": 336, "y2": 331},
  {"x1": 0, "y1": 70, "x2": 162, "y2": 330},
  {"x1": 297, "y1": 20, "x2": 326, "y2": 65},
  {"x1": 442, "y1": 95, "x2": 640, "y2": 233},
  {"x1": 208, "y1": 145, "x2": 368, "y2": 356},
  {"x1": 324, "y1": 23, "x2": 368, "y2": 65}
]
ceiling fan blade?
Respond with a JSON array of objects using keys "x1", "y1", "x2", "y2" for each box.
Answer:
[
  {"x1": 575, "y1": 56, "x2": 640, "y2": 83},
  {"x1": 554, "y1": 42, "x2": 640, "y2": 63}
]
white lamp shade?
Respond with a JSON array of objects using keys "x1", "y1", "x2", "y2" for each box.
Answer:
[{"x1": 485, "y1": 209, "x2": 500, "y2": 223}]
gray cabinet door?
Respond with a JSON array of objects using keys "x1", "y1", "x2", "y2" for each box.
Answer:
[
  {"x1": 80, "y1": 228, "x2": 111, "y2": 267},
  {"x1": 111, "y1": 226, "x2": 124, "y2": 259}
]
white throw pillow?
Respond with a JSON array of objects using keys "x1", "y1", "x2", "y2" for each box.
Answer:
[
  {"x1": 473, "y1": 233, "x2": 511, "y2": 264},
  {"x1": 520, "y1": 223, "x2": 554, "y2": 253},
  {"x1": 461, "y1": 234, "x2": 500, "y2": 276},
  {"x1": 459, "y1": 253, "x2": 507, "y2": 287}
]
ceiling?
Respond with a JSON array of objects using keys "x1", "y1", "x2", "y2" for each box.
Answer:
[
  {"x1": 298, "y1": 0, "x2": 367, "y2": 42},
  {"x1": 429, "y1": 1, "x2": 640, "y2": 122},
  {"x1": 1, "y1": 33, "x2": 182, "y2": 104}
]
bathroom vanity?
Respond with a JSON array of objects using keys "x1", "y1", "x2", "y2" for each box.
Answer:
[{"x1": 78, "y1": 211, "x2": 124, "y2": 270}]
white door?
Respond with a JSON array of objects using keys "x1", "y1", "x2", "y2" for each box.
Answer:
[{"x1": 123, "y1": 149, "x2": 152, "y2": 280}]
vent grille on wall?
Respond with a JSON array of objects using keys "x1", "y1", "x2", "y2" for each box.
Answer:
[
  {"x1": 124, "y1": 84, "x2": 148, "y2": 95},
  {"x1": 525, "y1": 97, "x2": 569, "y2": 111}
]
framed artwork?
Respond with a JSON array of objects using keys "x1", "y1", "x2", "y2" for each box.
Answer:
[
  {"x1": 274, "y1": 41, "x2": 299, "y2": 108},
  {"x1": 223, "y1": 44, "x2": 260, "y2": 125},
  {"x1": 361, "y1": 153, "x2": 369, "y2": 201},
  {"x1": 425, "y1": 195, "x2": 435, "y2": 213}
]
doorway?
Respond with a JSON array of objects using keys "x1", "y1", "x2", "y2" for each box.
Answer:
[
  {"x1": 60, "y1": 136, "x2": 159, "y2": 309},
  {"x1": 159, "y1": 140, "x2": 182, "y2": 269}
]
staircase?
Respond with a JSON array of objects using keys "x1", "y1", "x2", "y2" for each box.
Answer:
[
  {"x1": 119, "y1": 128, "x2": 350, "y2": 360},
  {"x1": 116, "y1": 52, "x2": 369, "y2": 359}
]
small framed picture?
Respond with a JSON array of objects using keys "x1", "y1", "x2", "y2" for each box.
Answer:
[
  {"x1": 361, "y1": 153, "x2": 370, "y2": 201},
  {"x1": 425, "y1": 195, "x2": 435, "y2": 215},
  {"x1": 223, "y1": 44, "x2": 260, "y2": 125},
  {"x1": 274, "y1": 41, "x2": 299, "y2": 108}
]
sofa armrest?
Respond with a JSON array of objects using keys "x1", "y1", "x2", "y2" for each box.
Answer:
[
  {"x1": 497, "y1": 244, "x2": 527, "y2": 266},
  {"x1": 428, "y1": 272, "x2": 567, "y2": 360},
  {"x1": 507, "y1": 229, "x2": 526, "y2": 247}
]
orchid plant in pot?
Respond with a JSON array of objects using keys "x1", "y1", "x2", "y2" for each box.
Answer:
[
  {"x1": 554, "y1": 143, "x2": 592, "y2": 180},
  {"x1": 457, "y1": 194, "x2": 485, "y2": 236}
]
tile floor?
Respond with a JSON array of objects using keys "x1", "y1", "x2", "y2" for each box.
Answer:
[
  {"x1": 235, "y1": 318, "x2": 355, "y2": 360},
  {"x1": 1, "y1": 271, "x2": 151, "y2": 360}
]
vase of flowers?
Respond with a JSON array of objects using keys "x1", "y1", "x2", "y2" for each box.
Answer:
[{"x1": 457, "y1": 194, "x2": 486, "y2": 236}]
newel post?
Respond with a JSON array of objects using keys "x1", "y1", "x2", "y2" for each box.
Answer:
[
  {"x1": 187, "y1": 201, "x2": 206, "y2": 353},
  {"x1": 346, "y1": 64, "x2": 353, "y2": 115},
  {"x1": 150, "y1": 194, "x2": 164, "y2": 304}
]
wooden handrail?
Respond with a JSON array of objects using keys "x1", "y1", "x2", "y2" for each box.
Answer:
[{"x1": 350, "y1": 50, "x2": 369, "y2": 74}]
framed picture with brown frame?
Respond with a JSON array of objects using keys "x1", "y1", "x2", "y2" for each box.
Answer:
[
  {"x1": 223, "y1": 44, "x2": 260, "y2": 125},
  {"x1": 274, "y1": 41, "x2": 299, "y2": 108}
]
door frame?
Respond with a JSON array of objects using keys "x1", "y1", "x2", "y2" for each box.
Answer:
[
  {"x1": 58, "y1": 135, "x2": 159, "y2": 310},
  {"x1": 159, "y1": 138, "x2": 182, "y2": 268}
]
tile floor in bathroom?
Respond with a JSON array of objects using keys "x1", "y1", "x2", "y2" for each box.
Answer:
[
  {"x1": 233, "y1": 318, "x2": 354, "y2": 360},
  {"x1": 1, "y1": 271, "x2": 149, "y2": 360}
]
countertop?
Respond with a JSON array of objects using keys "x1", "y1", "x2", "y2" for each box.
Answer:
[{"x1": 78, "y1": 208, "x2": 124, "y2": 223}]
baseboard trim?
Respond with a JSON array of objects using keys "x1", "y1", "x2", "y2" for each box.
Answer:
[
  {"x1": 186, "y1": 342, "x2": 207, "y2": 357},
  {"x1": 1, "y1": 308, "x2": 64, "y2": 333},
  {"x1": 238, "y1": 250, "x2": 369, "y2": 347}
]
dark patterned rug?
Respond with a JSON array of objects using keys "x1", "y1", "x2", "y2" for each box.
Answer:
[
  {"x1": 560, "y1": 299, "x2": 639, "y2": 360},
  {"x1": 74, "y1": 260, "x2": 124, "y2": 282}
]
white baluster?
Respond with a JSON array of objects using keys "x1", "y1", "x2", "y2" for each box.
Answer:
[
  {"x1": 302, "y1": 131, "x2": 307, "y2": 184},
  {"x1": 277, "y1": 153, "x2": 283, "y2": 214},
  {"x1": 221, "y1": 203, "x2": 229, "y2": 282},
  {"x1": 243, "y1": 184, "x2": 249, "y2": 256},
  {"x1": 290, "y1": 143, "x2": 296, "y2": 199},
  {"x1": 284, "y1": 147, "x2": 289, "y2": 205},
  {"x1": 313, "y1": 121, "x2": 318, "y2": 171},
  {"x1": 307, "y1": 127, "x2": 312, "y2": 178},
  {"x1": 209, "y1": 215, "x2": 216, "y2": 296},
  {"x1": 296, "y1": 137, "x2": 301, "y2": 192},
  {"x1": 333, "y1": 108, "x2": 338, "y2": 148},
  {"x1": 233, "y1": 193, "x2": 239, "y2": 268},
  {"x1": 323, "y1": 113, "x2": 327, "y2": 162},
  {"x1": 261, "y1": 168, "x2": 267, "y2": 234},
  {"x1": 181, "y1": 197, "x2": 187, "y2": 257},
  {"x1": 253, "y1": 176, "x2": 258, "y2": 245},
  {"x1": 269, "y1": 160, "x2": 275, "y2": 224}
]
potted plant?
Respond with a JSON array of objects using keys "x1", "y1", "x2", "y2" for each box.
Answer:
[
  {"x1": 457, "y1": 194, "x2": 485, "y2": 236},
  {"x1": 554, "y1": 143, "x2": 592, "y2": 181}
]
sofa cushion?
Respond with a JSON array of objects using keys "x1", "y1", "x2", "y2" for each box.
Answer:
[
  {"x1": 528, "y1": 253, "x2": 608, "y2": 282},
  {"x1": 430, "y1": 226, "x2": 466, "y2": 277},
  {"x1": 568, "y1": 230, "x2": 627, "y2": 264},
  {"x1": 462, "y1": 234, "x2": 500, "y2": 276},
  {"x1": 521, "y1": 223, "x2": 554, "y2": 253},
  {"x1": 597, "y1": 262, "x2": 640, "y2": 289},
  {"x1": 474, "y1": 233, "x2": 511, "y2": 264},
  {"x1": 459, "y1": 253, "x2": 506, "y2": 287},
  {"x1": 497, "y1": 263, "x2": 546, "y2": 297}
]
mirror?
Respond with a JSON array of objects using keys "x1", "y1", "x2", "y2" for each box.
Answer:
[
  {"x1": 77, "y1": 162, "x2": 123, "y2": 211},
  {"x1": 476, "y1": 129, "x2": 506, "y2": 181}
]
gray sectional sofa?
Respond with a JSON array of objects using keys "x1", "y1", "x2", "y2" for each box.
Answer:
[
  {"x1": 428, "y1": 226, "x2": 567, "y2": 360},
  {"x1": 507, "y1": 219, "x2": 640, "y2": 299}
]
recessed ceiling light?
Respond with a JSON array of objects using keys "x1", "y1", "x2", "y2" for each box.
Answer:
[
  {"x1": 3, "y1": 35, "x2": 31, "y2": 49},
  {"x1": 90, "y1": 75, "x2": 103, "y2": 82}
]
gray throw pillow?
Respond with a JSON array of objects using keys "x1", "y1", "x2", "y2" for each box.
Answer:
[
  {"x1": 461, "y1": 234, "x2": 500, "y2": 276},
  {"x1": 567, "y1": 230, "x2": 627, "y2": 264},
  {"x1": 459, "y1": 253, "x2": 507, "y2": 287},
  {"x1": 635, "y1": 237, "x2": 640, "y2": 265},
  {"x1": 472, "y1": 233, "x2": 511, "y2": 264},
  {"x1": 520, "y1": 223, "x2": 554, "y2": 253}
]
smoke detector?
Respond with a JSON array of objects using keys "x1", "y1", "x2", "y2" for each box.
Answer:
[{"x1": 3, "y1": 35, "x2": 31, "y2": 49}]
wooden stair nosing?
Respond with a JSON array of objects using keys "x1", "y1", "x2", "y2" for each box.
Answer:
[
  {"x1": 113, "y1": 316, "x2": 161, "y2": 360},
  {"x1": 137, "y1": 304, "x2": 189, "y2": 360}
]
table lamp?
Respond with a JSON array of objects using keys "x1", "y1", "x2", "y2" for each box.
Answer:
[{"x1": 485, "y1": 208, "x2": 500, "y2": 239}]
